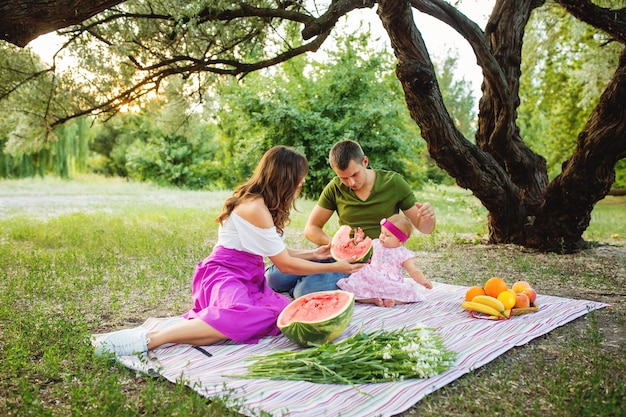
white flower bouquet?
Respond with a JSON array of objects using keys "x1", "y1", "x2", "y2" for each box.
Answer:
[{"x1": 229, "y1": 327, "x2": 456, "y2": 387}]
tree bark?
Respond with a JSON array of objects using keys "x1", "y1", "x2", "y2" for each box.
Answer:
[
  {"x1": 379, "y1": 0, "x2": 544, "y2": 245},
  {"x1": 477, "y1": 0, "x2": 549, "y2": 244},
  {"x1": 0, "y1": 0, "x2": 125, "y2": 47}
]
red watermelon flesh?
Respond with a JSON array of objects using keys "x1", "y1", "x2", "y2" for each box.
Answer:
[{"x1": 330, "y1": 225, "x2": 373, "y2": 263}]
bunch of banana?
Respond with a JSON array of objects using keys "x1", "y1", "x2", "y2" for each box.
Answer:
[{"x1": 462, "y1": 295, "x2": 511, "y2": 319}]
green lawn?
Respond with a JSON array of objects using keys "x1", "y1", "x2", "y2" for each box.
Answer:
[{"x1": 1, "y1": 176, "x2": 624, "y2": 416}]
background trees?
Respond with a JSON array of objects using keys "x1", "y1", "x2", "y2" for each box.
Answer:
[
  {"x1": 3, "y1": 29, "x2": 471, "y2": 195},
  {"x1": 214, "y1": 32, "x2": 435, "y2": 196},
  {"x1": 519, "y1": 3, "x2": 625, "y2": 188},
  {"x1": 0, "y1": 0, "x2": 625, "y2": 253}
]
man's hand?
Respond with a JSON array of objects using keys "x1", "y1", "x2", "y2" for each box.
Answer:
[
  {"x1": 413, "y1": 201, "x2": 436, "y2": 234},
  {"x1": 415, "y1": 202, "x2": 435, "y2": 220}
]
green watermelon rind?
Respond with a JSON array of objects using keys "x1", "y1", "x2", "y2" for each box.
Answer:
[
  {"x1": 278, "y1": 290, "x2": 355, "y2": 347},
  {"x1": 352, "y1": 245, "x2": 373, "y2": 263}
]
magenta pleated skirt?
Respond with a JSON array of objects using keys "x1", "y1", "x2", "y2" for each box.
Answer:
[{"x1": 183, "y1": 246, "x2": 291, "y2": 343}]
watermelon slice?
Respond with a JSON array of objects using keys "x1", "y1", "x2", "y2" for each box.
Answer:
[{"x1": 330, "y1": 225, "x2": 373, "y2": 263}]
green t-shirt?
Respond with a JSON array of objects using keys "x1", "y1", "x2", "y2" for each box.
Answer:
[{"x1": 317, "y1": 169, "x2": 417, "y2": 239}]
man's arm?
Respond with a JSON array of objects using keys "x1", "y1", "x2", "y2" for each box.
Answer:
[{"x1": 304, "y1": 205, "x2": 335, "y2": 246}]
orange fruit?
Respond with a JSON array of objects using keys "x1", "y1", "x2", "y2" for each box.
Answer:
[
  {"x1": 497, "y1": 291, "x2": 517, "y2": 310},
  {"x1": 465, "y1": 286, "x2": 486, "y2": 302},
  {"x1": 484, "y1": 277, "x2": 508, "y2": 298}
]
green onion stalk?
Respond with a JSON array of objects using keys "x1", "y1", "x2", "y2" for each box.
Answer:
[{"x1": 226, "y1": 327, "x2": 456, "y2": 389}]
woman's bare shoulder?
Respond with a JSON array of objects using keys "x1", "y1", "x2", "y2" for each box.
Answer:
[{"x1": 233, "y1": 197, "x2": 273, "y2": 228}]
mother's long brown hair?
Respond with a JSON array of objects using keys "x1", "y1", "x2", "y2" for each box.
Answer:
[{"x1": 217, "y1": 146, "x2": 308, "y2": 235}]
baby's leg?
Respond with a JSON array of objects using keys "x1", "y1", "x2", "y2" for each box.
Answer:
[
  {"x1": 357, "y1": 298, "x2": 385, "y2": 307},
  {"x1": 382, "y1": 299, "x2": 396, "y2": 307},
  {"x1": 382, "y1": 299, "x2": 413, "y2": 307}
]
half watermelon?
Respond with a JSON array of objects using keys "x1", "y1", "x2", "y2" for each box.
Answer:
[{"x1": 277, "y1": 290, "x2": 355, "y2": 347}]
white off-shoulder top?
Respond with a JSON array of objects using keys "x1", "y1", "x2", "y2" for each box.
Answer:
[{"x1": 217, "y1": 212, "x2": 286, "y2": 257}]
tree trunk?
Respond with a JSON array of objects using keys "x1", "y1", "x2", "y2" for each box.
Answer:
[
  {"x1": 0, "y1": 0, "x2": 125, "y2": 47},
  {"x1": 378, "y1": 0, "x2": 541, "y2": 245},
  {"x1": 379, "y1": 0, "x2": 625, "y2": 253}
]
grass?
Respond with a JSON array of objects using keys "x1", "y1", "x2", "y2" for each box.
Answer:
[{"x1": 1, "y1": 175, "x2": 624, "y2": 416}]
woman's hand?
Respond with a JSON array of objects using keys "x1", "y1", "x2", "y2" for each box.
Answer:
[
  {"x1": 333, "y1": 260, "x2": 366, "y2": 274},
  {"x1": 312, "y1": 244, "x2": 332, "y2": 260}
]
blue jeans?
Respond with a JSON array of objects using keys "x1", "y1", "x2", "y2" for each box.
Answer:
[{"x1": 265, "y1": 259, "x2": 348, "y2": 298}]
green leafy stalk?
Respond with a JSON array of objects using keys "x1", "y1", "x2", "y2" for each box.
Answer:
[{"x1": 226, "y1": 327, "x2": 456, "y2": 388}]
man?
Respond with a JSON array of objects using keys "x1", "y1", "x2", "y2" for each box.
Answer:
[{"x1": 266, "y1": 139, "x2": 436, "y2": 297}]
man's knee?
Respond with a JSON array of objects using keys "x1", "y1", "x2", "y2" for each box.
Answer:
[
  {"x1": 265, "y1": 265, "x2": 301, "y2": 293},
  {"x1": 292, "y1": 273, "x2": 344, "y2": 298}
]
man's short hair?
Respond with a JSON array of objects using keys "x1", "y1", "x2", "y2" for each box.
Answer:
[{"x1": 329, "y1": 140, "x2": 365, "y2": 170}]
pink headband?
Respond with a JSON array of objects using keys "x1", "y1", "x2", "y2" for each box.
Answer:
[{"x1": 380, "y1": 218, "x2": 409, "y2": 243}]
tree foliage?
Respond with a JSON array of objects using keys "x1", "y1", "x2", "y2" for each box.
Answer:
[
  {"x1": 83, "y1": 30, "x2": 472, "y2": 192},
  {"x1": 215, "y1": 32, "x2": 429, "y2": 197},
  {"x1": 519, "y1": 2, "x2": 624, "y2": 185}
]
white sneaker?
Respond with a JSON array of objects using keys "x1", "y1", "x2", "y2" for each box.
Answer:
[{"x1": 95, "y1": 327, "x2": 149, "y2": 357}]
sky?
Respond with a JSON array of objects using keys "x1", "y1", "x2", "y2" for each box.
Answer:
[{"x1": 29, "y1": 0, "x2": 495, "y2": 104}]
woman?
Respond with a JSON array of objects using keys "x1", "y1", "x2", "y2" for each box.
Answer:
[{"x1": 95, "y1": 146, "x2": 364, "y2": 357}]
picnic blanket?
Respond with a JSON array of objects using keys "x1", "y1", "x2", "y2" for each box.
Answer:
[{"x1": 93, "y1": 283, "x2": 608, "y2": 416}]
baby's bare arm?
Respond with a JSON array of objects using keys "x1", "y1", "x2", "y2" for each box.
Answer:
[{"x1": 403, "y1": 259, "x2": 433, "y2": 289}]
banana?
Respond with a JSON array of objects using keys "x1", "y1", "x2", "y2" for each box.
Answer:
[
  {"x1": 461, "y1": 301, "x2": 506, "y2": 318},
  {"x1": 472, "y1": 295, "x2": 506, "y2": 313}
]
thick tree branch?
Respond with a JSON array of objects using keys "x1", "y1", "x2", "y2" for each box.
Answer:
[
  {"x1": 556, "y1": 0, "x2": 626, "y2": 44},
  {"x1": 410, "y1": 0, "x2": 511, "y2": 105},
  {"x1": 88, "y1": 4, "x2": 315, "y2": 28},
  {"x1": 378, "y1": 0, "x2": 521, "y2": 224},
  {"x1": 0, "y1": 0, "x2": 126, "y2": 47},
  {"x1": 477, "y1": 0, "x2": 548, "y2": 209},
  {"x1": 301, "y1": 0, "x2": 376, "y2": 39}
]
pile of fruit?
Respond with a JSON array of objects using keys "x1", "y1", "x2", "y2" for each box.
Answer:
[{"x1": 462, "y1": 277, "x2": 538, "y2": 319}]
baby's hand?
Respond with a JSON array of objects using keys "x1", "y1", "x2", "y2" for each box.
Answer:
[{"x1": 422, "y1": 278, "x2": 433, "y2": 290}]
